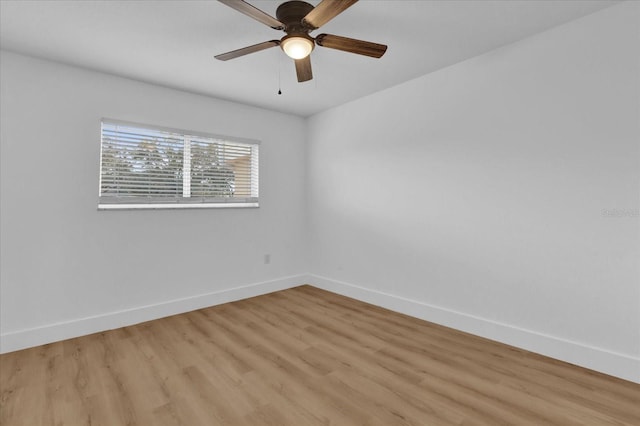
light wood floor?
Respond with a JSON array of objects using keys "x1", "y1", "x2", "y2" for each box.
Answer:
[{"x1": 1, "y1": 285, "x2": 638, "y2": 425}]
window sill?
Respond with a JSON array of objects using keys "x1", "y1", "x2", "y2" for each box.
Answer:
[{"x1": 98, "y1": 202, "x2": 259, "y2": 210}]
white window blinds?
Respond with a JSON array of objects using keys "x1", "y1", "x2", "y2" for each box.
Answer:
[{"x1": 99, "y1": 120, "x2": 259, "y2": 209}]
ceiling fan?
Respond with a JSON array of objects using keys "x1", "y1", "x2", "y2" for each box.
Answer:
[{"x1": 215, "y1": 0, "x2": 387, "y2": 83}]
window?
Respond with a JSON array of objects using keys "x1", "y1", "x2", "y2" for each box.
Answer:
[{"x1": 99, "y1": 120, "x2": 259, "y2": 209}]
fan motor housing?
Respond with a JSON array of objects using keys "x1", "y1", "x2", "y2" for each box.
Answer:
[{"x1": 276, "y1": 1, "x2": 314, "y2": 32}]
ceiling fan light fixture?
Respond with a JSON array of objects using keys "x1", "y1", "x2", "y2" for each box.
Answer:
[
  {"x1": 281, "y1": 34, "x2": 314, "y2": 59},
  {"x1": 215, "y1": 0, "x2": 388, "y2": 83}
]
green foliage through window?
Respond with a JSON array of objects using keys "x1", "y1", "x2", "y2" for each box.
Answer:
[{"x1": 99, "y1": 121, "x2": 259, "y2": 208}]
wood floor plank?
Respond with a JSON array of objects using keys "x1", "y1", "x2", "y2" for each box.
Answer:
[{"x1": 1, "y1": 285, "x2": 638, "y2": 425}]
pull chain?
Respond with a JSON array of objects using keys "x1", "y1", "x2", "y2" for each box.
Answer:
[{"x1": 277, "y1": 53, "x2": 282, "y2": 95}]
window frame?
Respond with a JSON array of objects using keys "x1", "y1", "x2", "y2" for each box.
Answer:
[{"x1": 98, "y1": 119, "x2": 260, "y2": 210}]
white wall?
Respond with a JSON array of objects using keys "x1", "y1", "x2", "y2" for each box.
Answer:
[
  {"x1": 0, "y1": 51, "x2": 308, "y2": 351},
  {"x1": 307, "y1": 2, "x2": 639, "y2": 382}
]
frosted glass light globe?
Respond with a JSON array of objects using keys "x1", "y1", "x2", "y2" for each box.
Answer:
[{"x1": 281, "y1": 35, "x2": 314, "y2": 59}]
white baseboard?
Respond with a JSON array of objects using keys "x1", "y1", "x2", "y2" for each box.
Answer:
[
  {"x1": 0, "y1": 274, "x2": 308, "y2": 354},
  {"x1": 3, "y1": 273, "x2": 638, "y2": 384},
  {"x1": 308, "y1": 274, "x2": 640, "y2": 384}
]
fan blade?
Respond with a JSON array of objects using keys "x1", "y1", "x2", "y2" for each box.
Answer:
[
  {"x1": 215, "y1": 40, "x2": 280, "y2": 61},
  {"x1": 315, "y1": 34, "x2": 387, "y2": 58},
  {"x1": 303, "y1": 0, "x2": 358, "y2": 29},
  {"x1": 218, "y1": 0, "x2": 284, "y2": 30},
  {"x1": 295, "y1": 56, "x2": 313, "y2": 82}
]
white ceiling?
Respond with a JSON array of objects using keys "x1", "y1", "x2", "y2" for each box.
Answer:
[{"x1": 0, "y1": 0, "x2": 618, "y2": 117}]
